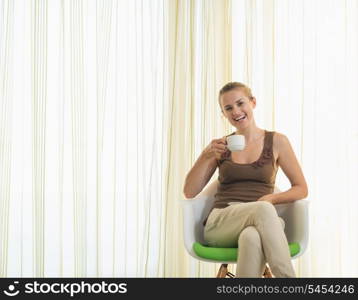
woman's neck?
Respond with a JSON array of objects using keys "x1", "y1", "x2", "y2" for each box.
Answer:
[{"x1": 235, "y1": 126, "x2": 265, "y2": 144}]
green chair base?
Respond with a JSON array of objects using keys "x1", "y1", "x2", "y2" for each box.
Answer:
[{"x1": 193, "y1": 242, "x2": 300, "y2": 261}]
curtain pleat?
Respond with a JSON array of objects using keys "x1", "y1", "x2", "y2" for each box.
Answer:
[
  {"x1": 0, "y1": 0, "x2": 14, "y2": 278},
  {"x1": 31, "y1": 0, "x2": 47, "y2": 277},
  {"x1": 165, "y1": 0, "x2": 232, "y2": 277}
]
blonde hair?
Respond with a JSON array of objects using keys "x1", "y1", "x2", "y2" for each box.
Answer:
[{"x1": 218, "y1": 82, "x2": 253, "y2": 108}]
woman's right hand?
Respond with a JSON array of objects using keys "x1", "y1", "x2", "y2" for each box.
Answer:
[
  {"x1": 202, "y1": 137, "x2": 228, "y2": 160},
  {"x1": 184, "y1": 137, "x2": 227, "y2": 198}
]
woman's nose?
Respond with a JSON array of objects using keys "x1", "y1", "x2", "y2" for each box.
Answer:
[{"x1": 232, "y1": 106, "x2": 241, "y2": 115}]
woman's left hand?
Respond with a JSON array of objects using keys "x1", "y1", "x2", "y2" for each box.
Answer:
[{"x1": 257, "y1": 194, "x2": 276, "y2": 204}]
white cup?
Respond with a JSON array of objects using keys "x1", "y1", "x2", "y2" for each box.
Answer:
[{"x1": 227, "y1": 135, "x2": 245, "y2": 151}]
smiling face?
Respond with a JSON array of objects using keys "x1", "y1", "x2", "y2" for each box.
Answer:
[{"x1": 220, "y1": 88, "x2": 257, "y2": 130}]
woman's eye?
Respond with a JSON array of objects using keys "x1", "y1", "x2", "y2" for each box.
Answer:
[{"x1": 225, "y1": 107, "x2": 232, "y2": 111}]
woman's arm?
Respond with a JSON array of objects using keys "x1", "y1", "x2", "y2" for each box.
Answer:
[
  {"x1": 259, "y1": 133, "x2": 308, "y2": 204},
  {"x1": 183, "y1": 137, "x2": 227, "y2": 198}
]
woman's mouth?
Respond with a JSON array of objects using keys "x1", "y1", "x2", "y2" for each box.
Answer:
[{"x1": 234, "y1": 115, "x2": 247, "y2": 123}]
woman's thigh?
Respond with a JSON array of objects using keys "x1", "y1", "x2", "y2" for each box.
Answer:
[{"x1": 203, "y1": 202, "x2": 284, "y2": 247}]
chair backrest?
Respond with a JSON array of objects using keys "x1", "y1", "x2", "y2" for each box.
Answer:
[{"x1": 182, "y1": 180, "x2": 218, "y2": 256}]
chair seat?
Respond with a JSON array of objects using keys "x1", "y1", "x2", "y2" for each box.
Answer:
[{"x1": 193, "y1": 242, "x2": 300, "y2": 262}]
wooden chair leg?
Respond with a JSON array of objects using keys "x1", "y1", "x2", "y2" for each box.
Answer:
[
  {"x1": 216, "y1": 264, "x2": 235, "y2": 278},
  {"x1": 226, "y1": 271, "x2": 235, "y2": 278},
  {"x1": 217, "y1": 264, "x2": 273, "y2": 278},
  {"x1": 217, "y1": 264, "x2": 228, "y2": 278},
  {"x1": 263, "y1": 265, "x2": 273, "y2": 278}
]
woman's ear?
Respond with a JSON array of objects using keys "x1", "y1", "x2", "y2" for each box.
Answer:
[{"x1": 251, "y1": 97, "x2": 257, "y2": 109}]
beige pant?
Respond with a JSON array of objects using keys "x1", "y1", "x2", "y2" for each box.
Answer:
[{"x1": 204, "y1": 201, "x2": 296, "y2": 278}]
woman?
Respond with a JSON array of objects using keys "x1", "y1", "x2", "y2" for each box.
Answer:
[{"x1": 183, "y1": 82, "x2": 308, "y2": 278}]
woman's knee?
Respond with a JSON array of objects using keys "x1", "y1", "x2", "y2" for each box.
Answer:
[
  {"x1": 239, "y1": 226, "x2": 261, "y2": 248},
  {"x1": 252, "y1": 201, "x2": 277, "y2": 219}
]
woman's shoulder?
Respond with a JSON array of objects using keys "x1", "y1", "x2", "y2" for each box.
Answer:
[
  {"x1": 272, "y1": 131, "x2": 290, "y2": 144},
  {"x1": 271, "y1": 131, "x2": 292, "y2": 156}
]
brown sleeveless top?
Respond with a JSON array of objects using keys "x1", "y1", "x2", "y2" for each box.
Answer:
[
  {"x1": 213, "y1": 130, "x2": 278, "y2": 209},
  {"x1": 203, "y1": 130, "x2": 278, "y2": 226}
]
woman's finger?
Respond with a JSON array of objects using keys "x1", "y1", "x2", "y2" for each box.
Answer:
[
  {"x1": 216, "y1": 137, "x2": 227, "y2": 145},
  {"x1": 215, "y1": 144, "x2": 227, "y2": 151}
]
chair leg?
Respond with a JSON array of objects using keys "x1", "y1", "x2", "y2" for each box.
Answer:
[
  {"x1": 216, "y1": 264, "x2": 235, "y2": 278},
  {"x1": 217, "y1": 264, "x2": 229, "y2": 278},
  {"x1": 226, "y1": 271, "x2": 235, "y2": 278},
  {"x1": 263, "y1": 265, "x2": 273, "y2": 278},
  {"x1": 217, "y1": 264, "x2": 273, "y2": 278}
]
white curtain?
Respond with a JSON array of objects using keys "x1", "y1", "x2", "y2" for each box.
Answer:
[
  {"x1": 0, "y1": 0, "x2": 232, "y2": 278},
  {"x1": 0, "y1": 0, "x2": 167, "y2": 277},
  {"x1": 232, "y1": 0, "x2": 358, "y2": 277}
]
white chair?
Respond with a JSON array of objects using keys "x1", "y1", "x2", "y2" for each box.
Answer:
[{"x1": 182, "y1": 180, "x2": 309, "y2": 277}]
